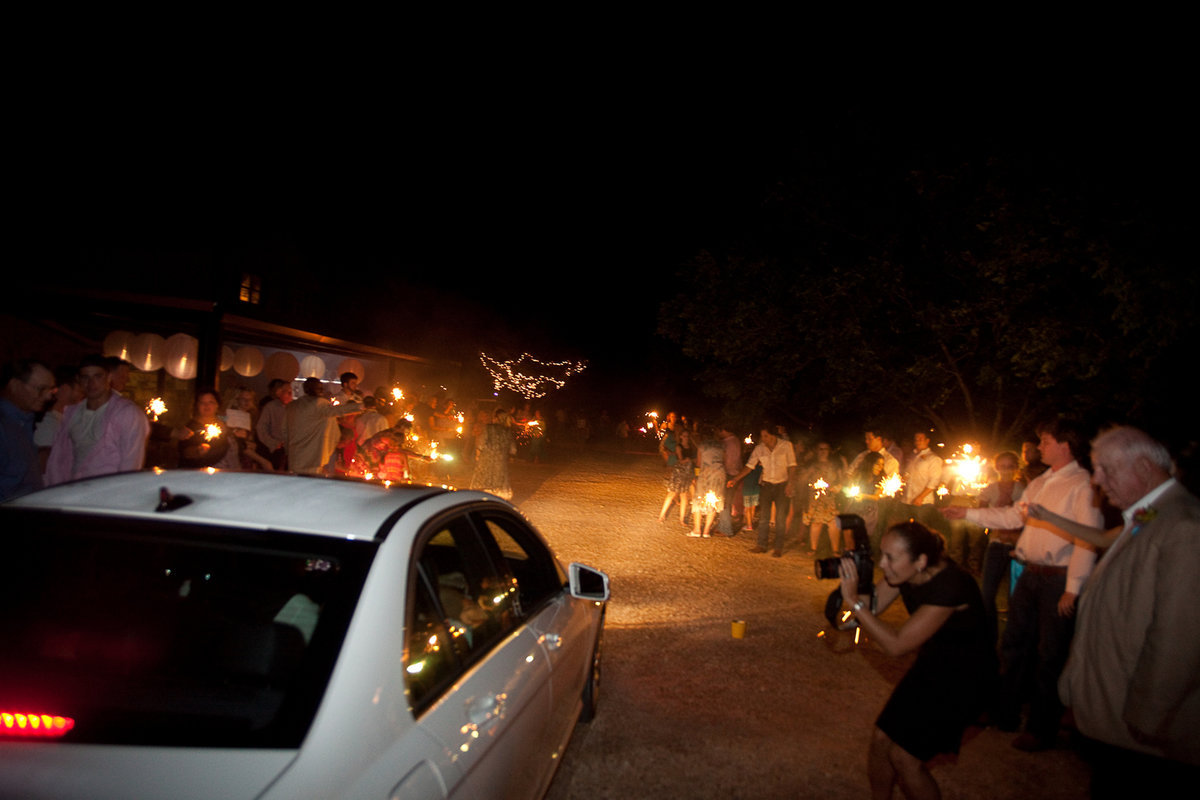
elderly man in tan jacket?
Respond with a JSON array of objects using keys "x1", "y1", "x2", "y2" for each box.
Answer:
[{"x1": 1053, "y1": 426, "x2": 1199, "y2": 793}]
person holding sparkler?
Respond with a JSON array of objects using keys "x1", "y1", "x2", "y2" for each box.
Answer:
[
  {"x1": 176, "y1": 389, "x2": 240, "y2": 470},
  {"x1": 689, "y1": 424, "x2": 726, "y2": 538},
  {"x1": 727, "y1": 424, "x2": 796, "y2": 556},
  {"x1": 659, "y1": 427, "x2": 697, "y2": 526},
  {"x1": 803, "y1": 441, "x2": 844, "y2": 556}
]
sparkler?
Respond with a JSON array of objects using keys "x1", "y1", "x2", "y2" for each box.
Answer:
[
  {"x1": 812, "y1": 477, "x2": 830, "y2": 497},
  {"x1": 145, "y1": 397, "x2": 167, "y2": 421},
  {"x1": 202, "y1": 423, "x2": 222, "y2": 441},
  {"x1": 880, "y1": 473, "x2": 903, "y2": 498},
  {"x1": 944, "y1": 442, "x2": 990, "y2": 497}
]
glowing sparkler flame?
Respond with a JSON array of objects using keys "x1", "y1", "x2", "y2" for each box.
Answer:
[
  {"x1": 812, "y1": 477, "x2": 829, "y2": 496},
  {"x1": 392, "y1": 388, "x2": 405, "y2": 401},
  {"x1": 145, "y1": 397, "x2": 167, "y2": 421},
  {"x1": 202, "y1": 423, "x2": 222, "y2": 441},
  {"x1": 945, "y1": 442, "x2": 989, "y2": 496},
  {"x1": 880, "y1": 473, "x2": 903, "y2": 498}
]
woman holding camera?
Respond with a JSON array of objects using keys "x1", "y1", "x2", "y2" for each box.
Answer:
[{"x1": 839, "y1": 520, "x2": 996, "y2": 800}]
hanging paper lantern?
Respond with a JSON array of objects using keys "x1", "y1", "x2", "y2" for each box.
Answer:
[
  {"x1": 103, "y1": 330, "x2": 137, "y2": 362},
  {"x1": 264, "y1": 352, "x2": 300, "y2": 382},
  {"x1": 232, "y1": 346, "x2": 264, "y2": 377},
  {"x1": 129, "y1": 333, "x2": 166, "y2": 372},
  {"x1": 164, "y1": 333, "x2": 199, "y2": 380},
  {"x1": 336, "y1": 358, "x2": 365, "y2": 382},
  {"x1": 220, "y1": 345, "x2": 235, "y2": 372},
  {"x1": 299, "y1": 355, "x2": 327, "y2": 379}
]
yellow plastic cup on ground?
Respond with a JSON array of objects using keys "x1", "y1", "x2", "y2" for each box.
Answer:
[{"x1": 731, "y1": 620, "x2": 746, "y2": 639}]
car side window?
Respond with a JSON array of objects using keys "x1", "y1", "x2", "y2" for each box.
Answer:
[
  {"x1": 475, "y1": 514, "x2": 563, "y2": 617},
  {"x1": 404, "y1": 515, "x2": 518, "y2": 713},
  {"x1": 405, "y1": 575, "x2": 460, "y2": 709}
]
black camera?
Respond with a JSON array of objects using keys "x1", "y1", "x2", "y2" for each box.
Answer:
[
  {"x1": 815, "y1": 513, "x2": 874, "y2": 591},
  {"x1": 816, "y1": 514, "x2": 875, "y2": 626}
]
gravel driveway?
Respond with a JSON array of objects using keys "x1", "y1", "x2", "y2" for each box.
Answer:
[{"x1": 503, "y1": 442, "x2": 1092, "y2": 800}]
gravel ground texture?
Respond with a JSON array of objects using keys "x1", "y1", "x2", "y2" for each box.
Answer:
[{"x1": 497, "y1": 440, "x2": 1092, "y2": 800}]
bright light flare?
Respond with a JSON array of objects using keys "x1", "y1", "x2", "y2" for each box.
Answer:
[
  {"x1": 202, "y1": 423, "x2": 222, "y2": 441},
  {"x1": 145, "y1": 397, "x2": 167, "y2": 421}
]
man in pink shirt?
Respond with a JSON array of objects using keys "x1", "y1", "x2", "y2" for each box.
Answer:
[{"x1": 45, "y1": 354, "x2": 149, "y2": 485}]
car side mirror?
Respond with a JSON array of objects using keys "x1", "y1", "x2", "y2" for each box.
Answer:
[{"x1": 568, "y1": 563, "x2": 610, "y2": 602}]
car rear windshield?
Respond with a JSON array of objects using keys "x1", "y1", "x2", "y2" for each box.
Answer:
[{"x1": 0, "y1": 509, "x2": 376, "y2": 748}]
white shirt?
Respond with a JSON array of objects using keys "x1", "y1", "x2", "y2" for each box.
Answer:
[
  {"x1": 968, "y1": 460, "x2": 1102, "y2": 595},
  {"x1": 744, "y1": 440, "x2": 796, "y2": 485},
  {"x1": 904, "y1": 448, "x2": 943, "y2": 505}
]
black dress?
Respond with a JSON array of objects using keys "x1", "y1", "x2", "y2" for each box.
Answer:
[{"x1": 875, "y1": 561, "x2": 997, "y2": 761}]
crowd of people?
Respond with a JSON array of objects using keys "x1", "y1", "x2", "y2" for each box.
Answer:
[
  {"x1": 0, "y1": 354, "x2": 575, "y2": 504},
  {"x1": 653, "y1": 412, "x2": 1198, "y2": 797},
  {"x1": 6, "y1": 361, "x2": 1196, "y2": 795}
]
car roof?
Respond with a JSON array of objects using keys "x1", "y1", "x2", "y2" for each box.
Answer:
[{"x1": 5, "y1": 470, "x2": 462, "y2": 541}]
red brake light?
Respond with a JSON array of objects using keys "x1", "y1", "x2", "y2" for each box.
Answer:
[{"x1": 0, "y1": 711, "x2": 75, "y2": 738}]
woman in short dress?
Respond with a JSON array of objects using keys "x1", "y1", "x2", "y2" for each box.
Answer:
[
  {"x1": 658, "y1": 428, "x2": 696, "y2": 525},
  {"x1": 838, "y1": 521, "x2": 995, "y2": 800},
  {"x1": 689, "y1": 426, "x2": 726, "y2": 537}
]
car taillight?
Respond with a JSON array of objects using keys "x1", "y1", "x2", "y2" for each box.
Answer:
[{"x1": 0, "y1": 711, "x2": 75, "y2": 738}]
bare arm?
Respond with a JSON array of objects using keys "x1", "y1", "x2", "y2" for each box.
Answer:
[
  {"x1": 838, "y1": 559, "x2": 955, "y2": 657},
  {"x1": 1026, "y1": 503, "x2": 1120, "y2": 549}
]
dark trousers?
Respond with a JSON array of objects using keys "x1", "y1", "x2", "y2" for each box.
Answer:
[
  {"x1": 756, "y1": 481, "x2": 790, "y2": 551},
  {"x1": 981, "y1": 540, "x2": 1014, "y2": 644},
  {"x1": 996, "y1": 566, "x2": 1073, "y2": 740}
]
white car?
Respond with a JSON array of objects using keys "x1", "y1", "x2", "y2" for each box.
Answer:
[{"x1": 0, "y1": 471, "x2": 608, "y2": 799}]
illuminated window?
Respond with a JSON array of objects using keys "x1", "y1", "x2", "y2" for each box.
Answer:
[{"x1": 239, "y1": 273, "x2": 262, "y2": 304}]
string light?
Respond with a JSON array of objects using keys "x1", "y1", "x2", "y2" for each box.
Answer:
[{"x1": 479, "y1": 353, "x2": 587, "y2": 399}]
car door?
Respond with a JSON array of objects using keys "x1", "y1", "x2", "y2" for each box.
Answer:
[
  {"x1": 404, "y1": 512, "x2": 554, "y2": 800},
  {"x1": 471, "y1": 511, "x2": 595, "y2": 761}
]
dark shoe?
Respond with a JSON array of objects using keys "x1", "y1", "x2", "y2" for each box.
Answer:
[
  {"x1": 748, "y1": 546, "x2": 767, "y2": 553},
  {"x1": 1011, "y1": 733, "x2": 1053, "y2": 752},
  {"x1": 771, "y1": 550, "x2": 782, "y2": 558}
]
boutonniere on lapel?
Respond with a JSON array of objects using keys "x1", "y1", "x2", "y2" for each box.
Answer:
[{"x1": 1131, "y1": 507, "x2": 1158, "y2": 536}]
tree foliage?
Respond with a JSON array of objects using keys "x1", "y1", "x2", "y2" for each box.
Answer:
[{"x1": 659, "y1": 141, "x2": 1195, "y2": 445}]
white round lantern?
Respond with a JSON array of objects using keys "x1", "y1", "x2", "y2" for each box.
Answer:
[
  {"x1": 299, "y1": 355, "x2": 327, "y2": 379},
  {"x1": 164, "y1": 334, "x2": 199, "y2": 380},
  {"x1": 129, "y1": 333, "x2": 166, "y2": 372},
  {"x1": 103, "y1": 330, "x2": 137, "y2": 362},
  {"x1": 232, "y1": 346, "x2": 264, "y2": 377}
]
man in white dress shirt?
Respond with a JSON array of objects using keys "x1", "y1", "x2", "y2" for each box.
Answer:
[
  {"x1": 944, "y1": 418, "x2": 1101, "y2": 751},
  {"x1": 728, "y1": 424, "x2": 796, "y2": 557}
]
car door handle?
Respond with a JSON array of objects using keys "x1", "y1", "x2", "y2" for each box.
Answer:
[{"x1": 466, "y1": 693, "x2": 506, "y2": 725}]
